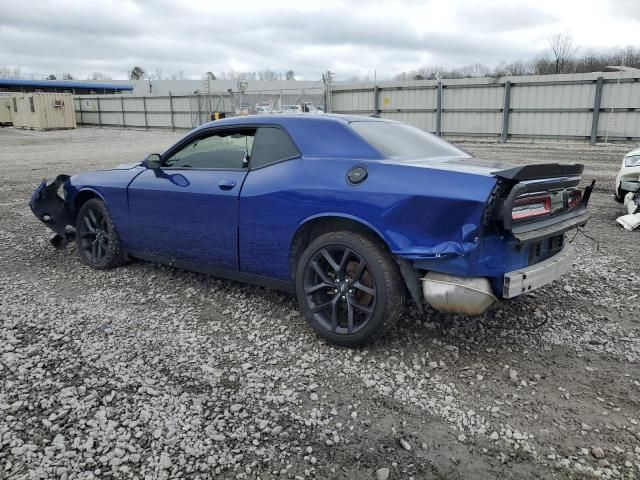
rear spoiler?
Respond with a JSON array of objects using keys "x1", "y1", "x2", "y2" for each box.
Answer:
[{"x1": 492, "y1": 163, "x2": 584, "y2": 181}]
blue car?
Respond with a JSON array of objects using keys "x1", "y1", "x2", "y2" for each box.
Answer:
[{"x1": 30, "y1": 114, "x2": 594, "y2": 346}]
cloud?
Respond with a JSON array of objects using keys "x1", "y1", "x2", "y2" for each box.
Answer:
[{"x1": 0, "y1": 0, "x2": 637, "y2": 80}]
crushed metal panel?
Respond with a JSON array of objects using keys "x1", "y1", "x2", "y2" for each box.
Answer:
[
  {"x1": 616, "y1": 213, "x2": 640, "y2": 231},
  {"x1": 29, "y1": 174, "x2": 76, "y2": 248}
]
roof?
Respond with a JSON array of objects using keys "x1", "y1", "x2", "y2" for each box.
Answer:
[
  {"x1": 0, "y1": 79, "x2": 133, "y2": 91},
  {"x1": 187, "y1": 113, "x2": 389, "y2": 159},
  {"x1": 196, "y1": 113, "x2": 388, "y2": 131}
]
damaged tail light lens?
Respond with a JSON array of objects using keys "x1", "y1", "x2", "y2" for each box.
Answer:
[
  {"x1": 512, "y1": 193, "x2": 551, "y2": 222},
  {"x1": 566, "y1": 189, "x2": 582, "y2": 209}
]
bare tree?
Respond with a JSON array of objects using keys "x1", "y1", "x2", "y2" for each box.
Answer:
[
  {"x1": 46, "y1": 74, "x2": 57, "y2": 80},
  {"x1": 285, "y1": 70, "x2": 295, "y2": 81},
  {"x1": 205, "y1": 71, "x2": 216, "y2": 80},
  {"x1": 0, "y1": 66, "x2": 22, "y2": 79},
  {"x1": 154, "y1": 68, "x2": 164, "y2": 81},
  {"x1": 89, "y1": 71, "x2": 112, "y2": 81},
  {"x1": 620, "y1": 46, "x2": 640, "y2": 68},
  {"x1": 257, "y1": 69, "x2": 279, "y2": 81},
  {"x1": 549, "y1": 34, "x2": 576, "y2": 74},
  {"x1": 62, "y1": 72, "x2": 74, "y2": 80}
]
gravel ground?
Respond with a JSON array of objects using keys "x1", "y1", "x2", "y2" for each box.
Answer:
[{"x1": 1, "y1": 127, "x2": 639, "y2": 480}]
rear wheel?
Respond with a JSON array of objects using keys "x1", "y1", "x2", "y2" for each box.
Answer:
[
  {"x1": 75, "y1": 198, "x2": 125, "y2": 269},
  {"x1": 295, "y1": 231, "x2": 405, "y2": 346}
]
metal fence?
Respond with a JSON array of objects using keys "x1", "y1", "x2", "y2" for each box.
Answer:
[
  {"x1": 329, "y1": 72, "x2": 640, "y2": 143},
  {"x1": 73, "y1": 89, "x2": 325, "y2": 130}
]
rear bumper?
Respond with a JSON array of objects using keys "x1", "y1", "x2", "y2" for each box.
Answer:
[{"x1": 503, "y1": 243, "x2": 574, "y2": 299}]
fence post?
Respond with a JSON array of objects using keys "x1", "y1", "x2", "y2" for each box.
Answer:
[
  {"x1": 78, "y1": 97, "x2": 83, "y2": 126},
  {"x1": 591, "y1": 76, "x2": 604, "y2": 145},
  {"x1": 120, "y1": 96, "x2": 125, "y2": 130},
  {"x1": 142, "y1": 96, "x2": 148, "y2": 129},
  {"x1": 436, "y1": 81, "x2": 442, "y2": 136},
  {"x1": 169, "y1": 92, "x2": 175, "y2": 131},
  {"x1": 373, "y1": 85, "x2": 380, "y2": 116},
  {"x1": 501, "y1": 81, "x2": 512, "y2": 143},
  {"x1": 96, "y1": 97, "x2": 102, "y2": 128}
]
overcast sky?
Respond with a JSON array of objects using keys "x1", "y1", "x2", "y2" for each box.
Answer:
[{"x1": 1, "y1": 0, "x2": 639, "y2": 81}]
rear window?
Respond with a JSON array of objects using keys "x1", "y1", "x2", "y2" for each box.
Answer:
[{"x1": 350, "y1": 121, "x2": 470, "y2": 160}]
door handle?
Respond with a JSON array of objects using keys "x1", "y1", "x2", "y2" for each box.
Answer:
[{"x1": 218, "y1": 179, "x2": 236, "y2": 190}]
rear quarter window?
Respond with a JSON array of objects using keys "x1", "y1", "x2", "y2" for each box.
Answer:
[{"x1": 250, "y1": 127, "x2": 300, "y2": 169}]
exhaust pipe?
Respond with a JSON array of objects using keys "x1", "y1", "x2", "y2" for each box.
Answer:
[{"x1": 421, "y1": 272, "x2": 497, "y2": 316}]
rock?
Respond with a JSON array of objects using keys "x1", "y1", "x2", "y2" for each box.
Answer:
[
  {"x1": 399, "y1": 438, "x2": 411, "y2": 451},
  {"x1": 52, "y1": 434, "x2": 65, "y2": 450},
  {"x1": 591, "y1": 447, "x2": 605, "y2": 459},
  {"x1": 509, "y1": 369, "x2": 518, "y2": 381},
  {"x1": 376, "y1": 468, "x2": 390, "y2": 480},
  {"x1": 489, "y1": 432, "x2": 499, "y2": 441},
  {"x1": 310, "y1": 393, "x2": 319, "y2": 401},
  {"x1": 159, "y1": 452, "x2": 172, "y2": 469},
  {"x1": 230, "y1": 404, "x2": 243, "y2": 413}
]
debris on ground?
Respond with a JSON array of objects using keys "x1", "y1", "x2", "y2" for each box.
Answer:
[{"x1": 616, "y1": 191, "x2": 640, "y2": 230}]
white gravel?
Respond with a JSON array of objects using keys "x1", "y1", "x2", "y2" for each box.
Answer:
[{"x1": 0, "y1": 127, "x2": 639, "y2": 479}]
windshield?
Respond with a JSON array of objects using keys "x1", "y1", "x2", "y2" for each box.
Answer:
[{"x1": 351, "y1": 121, "x2": 470, "y2": 160}]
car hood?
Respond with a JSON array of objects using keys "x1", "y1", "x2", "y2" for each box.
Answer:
[
  {"x1": 618, "y1": 164, "x2": 640, "y2": 180},
  {"x1": 112, "y1": 162, "x2": 143, "y2": 170}
]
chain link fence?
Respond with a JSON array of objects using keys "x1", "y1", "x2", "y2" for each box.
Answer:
[{"x1": 74, "y1": 88, "x2": 326, "y2": 130}]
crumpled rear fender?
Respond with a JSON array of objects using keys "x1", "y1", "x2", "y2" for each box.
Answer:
[{"x1": 29, "y1": 174, "x2": 76, "y2": 249}]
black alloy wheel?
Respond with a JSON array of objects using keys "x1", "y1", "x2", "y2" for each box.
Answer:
[
  {"x1": 296, "y1": 231, "x2": 405, "y2": 346},
  {"x1": 75, "y1": 198, "x2": 125, "y2": 269},
  {"x1": 303, "y1": 244, "x2": 377, "y2": 335},
  {"x1": 78, "y1": 206, "x2": 109, "y2": 263}
]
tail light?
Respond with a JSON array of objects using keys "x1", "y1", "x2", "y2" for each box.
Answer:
[
  {"x1": 566, "y1": 189, "x2": 582, "y2": 209},
  {"x1": 512, "y1": 193, "x2": 551, "y2": 222}
]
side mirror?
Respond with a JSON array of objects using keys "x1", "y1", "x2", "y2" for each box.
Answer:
[{"x1": 144, "y1": 153, "x2": 162, "y2": 169}]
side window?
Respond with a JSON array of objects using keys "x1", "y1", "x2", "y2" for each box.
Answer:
[
  {"x1": 250, "y1": 127, "x2": 300, "y2": 169},
  {"x1": 163, "y1": 129, "x2": 255, "y2": 169}
]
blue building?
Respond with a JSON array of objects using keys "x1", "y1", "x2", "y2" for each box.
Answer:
[{"x1": 0, "y1": 79, "x2": 133, "y2": 95}]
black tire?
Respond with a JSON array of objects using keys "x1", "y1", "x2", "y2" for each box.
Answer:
[
  {"x1": 614, "y1": 187, "x2": 628, "y2": 203},
  {"x1": 75, "y1": 198, "x2": 125, "y2": 269},
  {"x1": 295, "y1": 231, "x2": 405, "y2": 346}
]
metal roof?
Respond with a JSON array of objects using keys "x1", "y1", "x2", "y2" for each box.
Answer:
[{"x1": 0, "y1": 79, "x2": 133, "y2": 90}]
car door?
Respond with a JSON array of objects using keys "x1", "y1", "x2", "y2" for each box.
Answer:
[
  {"x1": 238, "y1": 125, "x2": 303, "y2": 278},
  {"x1": 126, "y1": 127, "x2": 255, "y2": 270}
]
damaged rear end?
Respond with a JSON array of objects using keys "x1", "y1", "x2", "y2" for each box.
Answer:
[
  {"x1": 491, "y1": 163, "x2": 594, "y2": 298},
  {"x1": 29, "y1": 174, "x2": 76, "y2": 249},
  {"x1": 420, "y1": 162, "x2": 594, "y2": 315}
]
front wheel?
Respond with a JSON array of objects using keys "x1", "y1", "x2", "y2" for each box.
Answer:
[
  {"x1": 295, "y1": 231, "x2": 405, "y2": 346},
  {"x1": 75, "y1": 198, "x2": 125, "y2": 269}
]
